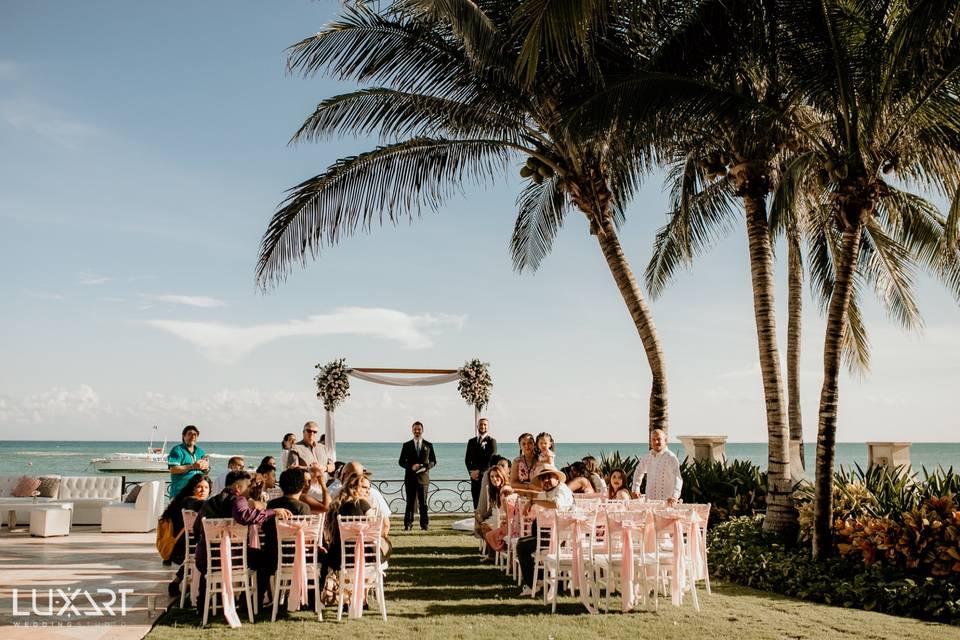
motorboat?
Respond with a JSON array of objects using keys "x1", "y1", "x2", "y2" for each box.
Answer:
[{"x1": 90, "y1": 427, "x2": 168, "y2": 473}]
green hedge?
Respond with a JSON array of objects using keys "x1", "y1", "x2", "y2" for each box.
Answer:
[{"x1": 708, "y1": 516, "x2": 960, "y2": 624}]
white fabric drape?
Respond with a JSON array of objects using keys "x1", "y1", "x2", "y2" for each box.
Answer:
[
  {"x1": 324, "y1": 410, "x2": 336, "y2": 462},
  {"x1": 324, "y1": 369, "x2": 478, "y2": 451},
  {"x1": 347, "y1": 370, "x2": 459, "y2": 387}
]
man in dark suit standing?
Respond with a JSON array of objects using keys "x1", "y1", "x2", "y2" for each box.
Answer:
[
  {"x1": 398, "y1": 421, "x2": 436, "y2": 530},
  {"x1": 464, "y1": 417, "x2": 497, "y2": 509}
]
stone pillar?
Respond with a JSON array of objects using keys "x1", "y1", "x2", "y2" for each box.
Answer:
[
  {"x1": 677, "y1": 435, "x2": 728, "y2": 463},
  {"x1": 867, "y1": 442, "x2": 911, "y2": 472}
]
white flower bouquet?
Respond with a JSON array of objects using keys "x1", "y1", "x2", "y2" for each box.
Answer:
[
  {"x1": 315, "y1": 358, "x2": 350, "y2": 412},
  {"x1": 457, "y1": 358, "x2": 492, "y2": 411}
]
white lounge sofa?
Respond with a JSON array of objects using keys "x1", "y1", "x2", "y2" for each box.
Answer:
[
  {"x1": 101, "y1": 481, "x2": 164, "y2": 533},
  {"x1": 59, "y1": 476, "x2": 124, "y2": 525},
  {"x1": 0, "y1": 475, "x2": 122, "y2": 526},
  {"x1": 0, "y1": 475, "x2": 59, "y2": 526}
]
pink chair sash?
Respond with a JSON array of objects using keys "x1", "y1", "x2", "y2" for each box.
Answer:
[
  {"x1": 555, "y1": 512, "x2": 593, "y2": 611},
  {"x1": 339, "y1": 520, "x2": 381, "y2": 619},
  {"x1": 656, "y1": 510, "x2": 688, "y2": 607},
  {"x1": 276, "y1": 520, "x2": 313, "y2": 612},
  {"x1": 611, "y1": 517, "x2": 647, "y2": 612},
  {"x1": 248, "y1": 523, "x2": 261, "y2": 550},
  {"x1": 203, "y1": 520, "x2": 242, "y2": 628}
]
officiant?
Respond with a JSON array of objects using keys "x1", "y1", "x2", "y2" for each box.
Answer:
[{"x1": 398, "y1": 421, "x2": 437, "y2": 530}]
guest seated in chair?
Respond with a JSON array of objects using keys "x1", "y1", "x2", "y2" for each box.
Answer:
[
  {"x1": 476, "y1": 466, "x2": 513, "y2": 561},
  {"x1": 257, "y1": 468, "x2": 312, "y2": 607},
  {"x1": 581, "y1": 456, "x2": 607, "y2": 494},
  {"x1": 300, "y1": 468, "x2": 331, "y2": 513},
  {"x1": 193, "y1": 470, "x2": 293, "y2": 614},
  {"x1": 474, "y1": 455, "x2": 510, "y2": 533},
  {"x1": 161, "y1": 474, "x2": 210, "y2": 597},
  {"x1": 606, "y1": 468, "x2": 632, "y2": 500},
  {"x1": 323, "y1": 473, "x2": 392, "y2": 581},
  {"x1": 516, "y1": 464, "x2": 574, "y2": 596},
  {"x1": 565, "y1": 462, "x2": 596, "y2": 494}
]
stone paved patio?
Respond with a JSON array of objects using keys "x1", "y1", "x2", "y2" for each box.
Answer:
[{"x1": 0, "y1": 526, "x2": 173, "y2": 640}]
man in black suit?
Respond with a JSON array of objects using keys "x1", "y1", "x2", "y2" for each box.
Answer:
[
  {"x1": 398, "y1": 421, "x2": 436, "y2": 530},
  {"x1": 464, "y1": 417, "x2": 497, "y2": 509}
]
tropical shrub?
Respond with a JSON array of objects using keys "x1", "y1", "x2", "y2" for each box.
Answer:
[
  {"x1": 709, "y1": 516, "x2": 960, "y2": 624},
  {"x1": 680, "y1": 458, "x2": 767, "y2": 527},
  {"x1": 595, "y1": 450, "x2": 639, "y2": 483},
  {"x1": 837, "y1": 496, "x2": 960, "y2": 576}
]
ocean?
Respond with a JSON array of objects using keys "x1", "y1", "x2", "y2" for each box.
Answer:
[{"x1": 1, "y1": 441, "x2": 958, "y2": 484}]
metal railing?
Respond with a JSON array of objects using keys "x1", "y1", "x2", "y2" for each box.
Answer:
[
  {"x1": 127, "y1": 476, "x2": 475, "y2": 514},
  {"x1": 371, "y1": 479, "x2": 474, "y2": 514}
]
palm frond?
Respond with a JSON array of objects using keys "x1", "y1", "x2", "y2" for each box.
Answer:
[
  {"x1": 645, "y1": 157, "x2": 739, "y2": 298},
  {"x1": 861, "y1": 218, "x2": 923, "y2": 332},
  {"x1": 290, "y1": 88, "x2": 528, "y2": 144},
  {"x1": 397, "y1": 0, "x2": 500, "y2": 69},
  {"x1": 842, "y1": 277, "x2": 871, "y2": 378},
  {"x1": 286, "y1": 5, "x2": 470, "y2": 98},
  {"x1": 511, "y1": 0, "x2": 610, "y2": 86},
  {"x1": 769, "y1": 151, "x2": 818, "y2": 240},
  {"x1": 510, "y1": 174, "x2": 568, "y2": 273},
  {"x1": 256, "y1": 137, "x2": 511, "y2": 288}
]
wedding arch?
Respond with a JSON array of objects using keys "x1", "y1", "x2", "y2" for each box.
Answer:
[{"x1": 314, "y1": 358, "x2": 492, "y2": 454}]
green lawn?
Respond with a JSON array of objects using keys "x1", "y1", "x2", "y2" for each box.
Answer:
[{"x1": 148, "y1": 515, "x2": 960, "y2": 639}]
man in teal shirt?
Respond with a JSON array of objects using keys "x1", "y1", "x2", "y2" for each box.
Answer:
[{"x1": 167, "y1": 425, "x2": 209, "y2": 497}]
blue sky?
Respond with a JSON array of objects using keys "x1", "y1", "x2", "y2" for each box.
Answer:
[{"x1": 1, "y1": 0, "x2": 958, "y2": 445}]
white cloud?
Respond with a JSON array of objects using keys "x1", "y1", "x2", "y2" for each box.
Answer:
[
  {"x1": 98, "y1": 297, "x2": 125, "y2": 303},
  {"x1": 145, "y1": 307, "x2": 467, "y2": 364},
  {"x1": 0, "y1": 384, "x2": 105, "y2": 424},
  {"x1": 78, "y1": 273, "x2": 112, "y2": 286},
  {"x1": 139, "y1": 293, "x2": 226, "y2": 308},
  {"x1": 0, "y1": 96, "x2": 100, "y2": 148}
]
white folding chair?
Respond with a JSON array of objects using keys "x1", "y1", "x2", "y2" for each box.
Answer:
[
  {"x1": 530, "y1": 509, "x2": 555, "y2": 599},
  {"x1": 271, "y1": 514, "x2": 325, "y2": 621},
  {"x1": 201, "y1": 518, "x2": 255, "y2": 627},
  {"x1": 654, "y1": 508, "x2": 703, "y2": 611},
  {"x1": 179, "y1": 509, "x2": 198, "y2": 609},
  {"x1": 590, "y1": 509, "x2": 657, "y2": 613},
  {"x1": 509, "y1": 497, "x2": 531, "y2": 583},
  {"x1": 544, "y1": 510, "x2": 597, "y2": 613},
  {"x1": 337, "y1": 515, "x2": 387, "y2": 621}
]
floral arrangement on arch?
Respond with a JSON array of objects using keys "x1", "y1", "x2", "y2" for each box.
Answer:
[
  {"x1": 457, "y1": 358, "x2": 492, "y2": 411},
  {"x1": 315, "y1": 358, "x2": 350, "y2": 411}
]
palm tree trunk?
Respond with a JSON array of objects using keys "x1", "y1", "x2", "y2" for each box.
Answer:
[
  {"x1": 595, "y1": 217, "x2": 669, "y2": 435},
  {"x1": 743, "y1": 194, "x2": 795, "y2": 535},
  {"x1": 812, "y1": 223, "x2": 862, "y2": 560},
  {"x1": 787, "y1": 228, "x2": 805, "y2": 472}
]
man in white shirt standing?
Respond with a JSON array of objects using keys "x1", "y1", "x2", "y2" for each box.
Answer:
[{"x1": 631, "y1": 429, "x2": 682, "y2": 505}]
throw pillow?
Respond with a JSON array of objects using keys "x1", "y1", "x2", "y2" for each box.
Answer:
[
  {"x1": 124, "y1": 485, "x2": 142, "y2": 504},
  {"x1": 11, "y1": 476, "x2": 41, "y2": 498},
  {"x1": 37, "y1": 476, "x2": 61, "y2": 498}
]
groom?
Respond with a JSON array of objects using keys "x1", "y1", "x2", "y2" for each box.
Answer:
[{"x1": 398, "y1": 421, "x2": 437, "y2": 531}]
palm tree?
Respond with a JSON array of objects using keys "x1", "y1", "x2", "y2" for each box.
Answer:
[
  {"x1": 607, "y1": 0, "x2": 958, "y2": 535},
  {"x1": 255, "y1": 2, "x2": 671, "y2": 433},
  {"x1": 581, "y1": 0, "x2": 811, "y2": 534},
  {"x1": 777, "y1": 0, "x2": 960, "y2": 558}
]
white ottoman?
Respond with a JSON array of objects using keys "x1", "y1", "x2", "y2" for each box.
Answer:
[{"x1": 29, "y1": 504, "x2": 74, "y2": 537}]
